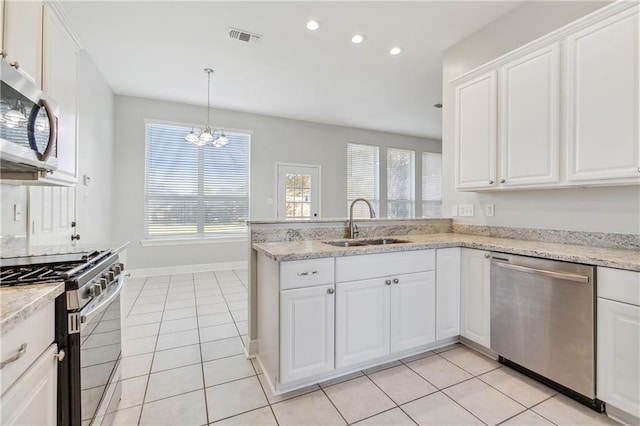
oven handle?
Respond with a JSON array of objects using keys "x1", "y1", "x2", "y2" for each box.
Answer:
[
  {"x1": 491, "y1": 260, "x2": 590, "y2": 283},
  {"x1": 80, "y1": 274, "x2": 124, "y2": 325}
]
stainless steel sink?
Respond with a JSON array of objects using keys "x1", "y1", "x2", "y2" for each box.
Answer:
[
  {"x1": 323, "y1": 240, "x2": 368, "y2": 248},
  {"x1": 361, "y1": 238, "x2": 410, "y2": 245}
]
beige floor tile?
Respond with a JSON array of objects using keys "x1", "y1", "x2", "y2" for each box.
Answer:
[
  {"x1": 251, "y1": 358, "x2": 263, "y2": 375},
  {"x1": 502, "y1": 410, "x2": 555, "y2": 425},
  {"x1": 155, "y1": 328, "x2": 200, "y2": 351},
  {"x1": 129, "y1": 302, "x2": 165, "y2": 316},
  {"x1": 406, "y1": 355, "x2": 472, "y2": 389},
  {"x1": 368, "y1": 365, "x2": 438, "y2": 405},
  {"x1": 324, "y1": 376, "x2": 395, "y2": 423},
  {"x1": 201, "y1": 336, "x2": 245, "y2": 361},
  {"x1": 121, "y1": 353, "x2": 153, "y2": 379},
  {"x1": 319, "y1": 371, "x2": 364, "y2": 388},
  {"x1": 231, "y1": 310, "x2": 248, "y2": 322},
  {"x1": 165, "y1": 298, "x2": 196, "y2": 310},
  {"x1": 401, "y1": 391, "x2": 484, "y2": 426},
  {"x1": 212, "y1": 406, "x2": 277, "y2": 425},
  {"x1": 257, "y1": 373, "x2": 319, "y2": 404},
  {"x1": 438, "y1": 346, "x2": 501, "y2": 376},
  {"x1": 203, "y1": 353, "x2": 255, "y2": 387},
  {"x1": 235, "y1": 320, "x2": 248, "y2": 335},
  {"x1": 162, "y1": 306, "x2": 197, "y2": 321},
  {"x1": 133, "y1": 295, "x2": 166, "y2": 306},
  {"x1": 124, "y1": 323, "x2": 160, "y2": 341},
  {"x1": 271, "y1": 390, "x2": 346, "y2": 426},
  {"x1": 223, "y1": 292, "x2": 247, "y2": 302},
  {"x1": 159, "y1": 316, "x2": 199, "y2": 334},
  {"x1": 206, "y1": 376, "x2": 268, "y2": 422},
  {"x1": 400, "y1": 351, "x2": 436, "y2": 364},
  {"x1": 198, "y1": 312, "x2": 234, "y2": 327},
  {"x1": 532, "y1": 394, "x2": 617, "y2": 425},
  {"x1": 118, "y1": 375, "x2": 148, "y2": 410},
  {"x1": 110, "y1": 405, "x2": 142, "y2": 426},
  {"x1": 197, "y1": 295, "x2": 227, "y2": 306},
  {"x1": 152, "y1": 344, "x2": 202, "y2": 373},
  {"x1": 126, "y1": 312, "x2": 162, "y2": 326},
  {"x1": 198, "y1": 303, "x2": 230, "y2": 316},
  {"x1": 200, "y1": 323, "x2": 239, "y2": 343},
  {"x1": 443, "y1": 378, "x2": 526, "y2": 425},
  {"x1": 139, "y1": 389, "x2": 207, "y2": 425},
  {"x1": 122, "y1": 336, "x2": 157, "y2": 357},
  {"x1": 479, "y1": 367, "x2": 556, "y2": 407},
  {"x1": 144, "y1": 364, "x2": 204, "y2": 403},
  {"x1": 227, "y1": 300, "x2": 248, "y2": 311},
  {"x1": 432, "y1": 342, "x2": 463, "y2": 353},
  {"x1": 363, "y1": 360, "x2": 402, "y2": 375},
  {"x1": 353, "y1": 408, "x2": 415, "y2": 426},
  {"x1": 165, "y1": 291, "x2": 195, "y2": 301}
]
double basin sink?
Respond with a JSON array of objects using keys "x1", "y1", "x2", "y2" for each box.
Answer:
[{"x1": 323, "y1": 238, "x2": 410, "y2": 248}]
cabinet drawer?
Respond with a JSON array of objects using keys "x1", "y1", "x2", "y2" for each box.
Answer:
[
  {"x1": 597, "y1": 267, "x2": 640, "y2": 306},
  {"x1": 336, "y1": 250, "x2": 435, "y2": 282},
  {"x1": 280, "y1": 258, "x2": 334, "y2": 290},
  {"x1": 0, "y1": 301, "x2": 55, "y2": 395}
]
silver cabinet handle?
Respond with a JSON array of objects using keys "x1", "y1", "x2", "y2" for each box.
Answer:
[
  {"x1": 385, "y1": 279, "x2": 392, "y2": 285},
  {"x1": 500, "y1": 179, "x2": 506, "y2": 183},
  {"x1": 11, "y1": 61, "x2": 20, "y2": 69},
  {"x1": 327, "y1": 288, "x2": 334, "y2": 294},
  {"x1": 297, "y1": 271, "x2": 318, "y2": 276},
  {"x1": 0, "y1": 343, "x2": 27, "y2": 369},
  {"x1": 489, "y1": 180, "x2": 494, "y2": 184},
  {"x1": 54, "y1": 349, "x2": 65, "y2": 362},
  {"x1": 393, "y1": 278, "x2": 399, "y2": 284}
]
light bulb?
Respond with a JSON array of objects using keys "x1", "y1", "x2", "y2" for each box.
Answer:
[
  {"x1": 351, "y1": 34, "x2": 365, "y2": 44},
  {"x1": 198, "y1": 131, "x2": 214, "y2": 143},
  {"x1": 185, "y1": 131, "x2": 199, "y2": 143},
  {"x1": 215, "y1": 134, "x2": 229, "y2": 146},
  {"x1": 389, "y1": 46, "x2": 403, "y2": 55},
  {"x1": 306, "y1": 20, "x2": 320, "y2": 31}
]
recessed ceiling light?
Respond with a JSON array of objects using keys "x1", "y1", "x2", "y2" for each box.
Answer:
[
  {"x1": 306, "y1": 20, "x2": 320, "y2": 31},
  {"x1": 351, "y1": 34, "x2": 366, "y2": 44},
  {"x1": 389, "y1": 46, "x2": 403, "y2": 55}
]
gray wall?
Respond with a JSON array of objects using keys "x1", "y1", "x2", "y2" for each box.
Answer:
[
  {"x1": 442, "y1": 1, "x2": 640, "y2": 234},
  {"x1": 0, "y1": 51, "x2": 115, "y2": 244},
  {"x1": 113, "y1": 95, "x2": 440, "y2": 269}
]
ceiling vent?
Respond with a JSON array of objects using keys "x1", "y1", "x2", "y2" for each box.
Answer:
[{"x1": 229, "y1": 28, "x2": 261, "y2": 44}]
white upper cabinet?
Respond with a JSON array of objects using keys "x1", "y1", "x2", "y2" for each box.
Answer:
[
  {"x1": 499, "y1": 43, "x2": 560, "y2": 187},
  {"x1": 566, "y1": 5, "x2": 639, "y2": 182},
  {"x1": 2, "y1": 0, "x2": 43, "y2": 85},
  {"x1": 454, "y1": 71, "x2": 498, "y2": 190}
]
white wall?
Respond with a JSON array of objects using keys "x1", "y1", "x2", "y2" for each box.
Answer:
[
  {"x1": 442, "y1": 1, "x2": 640, "y2": 234},
  {"x1": 113, "y1": 95, "x2": 440, "y2": 269}
]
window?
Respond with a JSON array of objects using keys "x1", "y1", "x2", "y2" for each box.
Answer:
[
  {"x1": 347, "y1": 143, "x2": 379, "y2": 218},
  {"x1": 277, "y1": 164, "x2": 320, "y2": 220},
  {"x1": 422, "y1": 152, "x2": 442, "y2": 217},
  {"x1": 145, "y1": 122, "x2": 250, "y2": 238},
  {"x1": 387, "y1": 148, "x2": 415, "y2": 218}
]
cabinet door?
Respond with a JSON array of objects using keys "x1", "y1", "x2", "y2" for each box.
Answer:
[
  {"x1": 436, "y1": 248, "x2": 461, "y2": 340},
  {"x1": 42, "y1": 5, "x2": 79, "y2": 183},
  {"x1": 460, "y1": 249, "x2": 491, "y2": 348},
  {"x1": 390, "y1": 271, "x2": 436, "y2": 353},
  {"x1": 28, "y1": 186, "x2": 76, "y2": 245},
  {"x1": 1, "y1": 344, "x2": 57, "y2": 425},
  {"x1": 2, "y1": 0, "x2": 43, "y2": 85},
  {"x1": 280, "y1": 285, "x2": 335, "y2": 384},
  {"x1": 336, "y1": 278, "x2": 390, "y2": 369},
  {"x1": 597, "y1": 298, "x2": 640, "y2": 417},
  {"x1": 499, "y1": 43, "x2": 560, "y2": 187},
  {"x1": 566, "y1": 6, "x2": 639, "y2": 182},
  {"x1": 454, "y1": 71, "x2": 497, "y2": 190}
]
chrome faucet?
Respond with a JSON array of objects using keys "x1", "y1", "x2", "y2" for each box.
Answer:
[{"x1": 348, "y1": 198, "x2": 376, "y2": 239}]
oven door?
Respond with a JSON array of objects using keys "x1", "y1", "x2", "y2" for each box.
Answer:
[{"x1": 76, "y1": 274, "x2": 124, "y2": 425}]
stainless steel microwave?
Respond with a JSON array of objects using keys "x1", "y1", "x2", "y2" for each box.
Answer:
[{"x1": 1, "y1": 59, "x2": 59, "y2": 181}]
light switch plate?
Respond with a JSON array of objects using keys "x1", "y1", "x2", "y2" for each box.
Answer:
[
  {"x1": 13, "y1": 204, "x2": 22, "y2": 221},
  {"x1": 459, "y1": 204, "x2": 475, "y2": 217},
  {"x1": 485, "y1": 204, "x2": 495, "y2": 217}
]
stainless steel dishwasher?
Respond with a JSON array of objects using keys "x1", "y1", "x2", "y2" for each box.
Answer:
[{"x1": 490, "y1": 253, "x2": 603, "y2": 412}]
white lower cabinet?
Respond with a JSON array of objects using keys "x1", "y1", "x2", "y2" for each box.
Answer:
[
  {"x1": 280, "y1": 284, "x2": 335, "y2": 384},
  {"x1": 460, "y1": 248, "x2": 491, "y2": 348},
  {"x1": 436, "y1": 248, "x2": 461, "y2": 340},
  {"x1": 390, "y1": 271, "x2": 436, "y2": 352},
  {"x1": 597, "y1": 267, "x2": 640, "y2": 421},
  {"x1": 1, "y1": 344, "x2": 58, "y2": 425}
]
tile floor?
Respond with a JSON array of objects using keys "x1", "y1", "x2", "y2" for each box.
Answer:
[{"x1": 110, "y1": 268, "x2": 618, "y2": 426}]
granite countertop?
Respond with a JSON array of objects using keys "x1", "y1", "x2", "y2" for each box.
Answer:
[
  {"x1": 1, "y1": 282, "x2": 65, "y2": 336},
  {"x1": 253, "y1": 233, "x2": 640, "y2": 272}
]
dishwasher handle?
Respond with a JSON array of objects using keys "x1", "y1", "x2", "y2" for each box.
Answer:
[{"x1": 491, "y1": 260, "x2": 590, "y2": 283}]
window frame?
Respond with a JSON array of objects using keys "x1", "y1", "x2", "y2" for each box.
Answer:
[
  {"x1": 421, "y1": 151, "x2": 443, "y2": 218},
  {"x1": 346, "y1": 142, "x2": 380, "y2": 218},
  {"x1": 386, "y1": 147, "x2": 416, "y2": 219}
]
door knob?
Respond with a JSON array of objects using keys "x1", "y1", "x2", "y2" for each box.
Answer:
[{"x1": 327, "y1": 288, "x2": 334, "y2": 294}]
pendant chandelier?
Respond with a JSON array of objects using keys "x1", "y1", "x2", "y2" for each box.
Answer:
[{"x1": 185, "y1": 68, "x2": 229, "y2": 148}]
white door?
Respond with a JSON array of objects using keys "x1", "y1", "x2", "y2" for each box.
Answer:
[
  {"x1": 597, "y1": 298, "x2": 640, "y2": 417},
  {"x1": 276, "y1": 164, "x2": 320, "y2": 220},
  {"x1": 454, "y1": 71, "x2": 498, "y2": 190},
  {"x1": 280, "y1": 284, "x2": 335, "y2": 384},
  {"x1": 436, "y1": 248, "x2": 461, "y2": 341},
  {"x1": 460, "y1": 249, "x2": 491, "y2": 348},
  {"x1": 28, "y1": 186, "x2": 77, "y2": 245},
  {"x1": 3, "y1": 0, "x2": 43, "y2": 85},
  {"x1": 566, "y1": 6, "x2": 639, "y2": 182},
  {"x1": 390, "y1": 271, "x2": 436, "y2": 353},
  {"x1": 499, "y1": 43, "x2": 560, "y2": 187},
  {"x1": 336, "y1": 278, "x2": 390, "y2": 368}
]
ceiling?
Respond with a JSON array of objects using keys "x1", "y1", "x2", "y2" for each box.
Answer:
[{"x1": 61, "y1": 1, "x2": 523, "y2": 139}]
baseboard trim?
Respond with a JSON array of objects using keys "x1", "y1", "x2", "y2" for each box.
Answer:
[
  {"x1": 127, "y1": 261, "x2": 248, "y2": 278},
  {"x1": 246, "y1": 339, "x2": 258, "y2": 358}
]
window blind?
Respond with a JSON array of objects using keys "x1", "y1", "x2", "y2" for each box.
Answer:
[
  {"x1": 347, "y1": 143, "x2": 380, "y2": 218},
  {"x1": 145, "y1": 123, "x2": 250, "y2": 238},
  {"x1": 387, "y1": 148, "x2": 415, "y2": 218},
  {"x1": 422, "y1": 152, "x2": 442, "y2": 217}
]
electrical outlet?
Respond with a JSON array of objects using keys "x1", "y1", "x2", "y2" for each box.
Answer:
[
  {"x1": 13, "y1": 204, "x2": 22, "y2": 221},
  {"x1": 485, "y1": 204, "x2": 495, "y2": 217},
  {"x1": 459, "y1": 204, "x2": 475, "y2": 217},
  {"x1": 451, "y1": 205, "x2": 458, "y2": 217}
]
